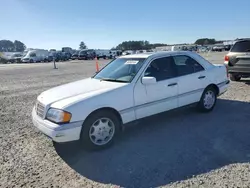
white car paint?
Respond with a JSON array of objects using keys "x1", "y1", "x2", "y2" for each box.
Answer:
[{"x1": 32, "y1": 51, "x2": 230, "y2": 143}]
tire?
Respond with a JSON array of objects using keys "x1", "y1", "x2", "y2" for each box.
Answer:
[
  {"x1": 230, "y1": 74, "x2": 241, "y2": 81},
  {"x1": 29, "y1": 59, "x2": 34, "y2": 63},
  {"x1": 197, "y1": 87, "x2": 217, "y2": 112},
  {"x1": 80, "y1": 110, "x2": 121, "y2": 150}
]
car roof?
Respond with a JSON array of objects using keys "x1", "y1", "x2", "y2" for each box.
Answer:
[
  {"x1": 119, "y1": 51, "x2": 196, "y2": 59},
  {"x1": 235, "y1": 38, "x2": 250, "y2": 42}
]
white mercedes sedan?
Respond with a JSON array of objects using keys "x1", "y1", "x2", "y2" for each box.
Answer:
[{"x1": 32, "y1": 51, "x2": 230, "y2": 150}]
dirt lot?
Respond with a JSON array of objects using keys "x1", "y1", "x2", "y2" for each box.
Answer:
[{"x1": 1, "y1": 52, "x2": 250, "y2": 188}]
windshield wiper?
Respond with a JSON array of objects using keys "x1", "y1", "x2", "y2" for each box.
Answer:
[
  {"x1": 100, "y1": 78, "x2": 128, "y2": 83},
  {"x1": 245, "y1": 49, "x2": 250, "y2": 52}
]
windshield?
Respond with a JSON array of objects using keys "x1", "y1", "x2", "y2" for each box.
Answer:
[
  {"x1": 93, "y1": 58, "x2": 145, "y2": 83},
  {"x1": 30, "y1": 53, "x2": 36, "y2": 57}
]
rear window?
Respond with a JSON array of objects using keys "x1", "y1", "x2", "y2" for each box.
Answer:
[{"x1": 231, "y1": 41, "x2": 250, "y2": 52}]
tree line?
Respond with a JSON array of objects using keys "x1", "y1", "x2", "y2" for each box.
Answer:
[
  {"x1": 113, "y1": 40, "x2": 167, "y2": 51},
  {"x1": 194, "y1": 38, "x2": 223, "y2": 45},
  {"x1": 110, "y1": 38, "x2": 222, "y2": 51},
  {"x1": 79, "y1": 40, "x2": 167, "y2": 51},
  {"x1": 0, "y1": 38, "x2": 223, "y2": 53},
  {"x1": 0, "y1": 40, "x2": 26, "y2": 52}
]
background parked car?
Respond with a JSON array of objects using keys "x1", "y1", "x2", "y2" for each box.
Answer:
[
  {"x1": 71, "y1": 51, "x2": 79, "y2": 60},
  {"x1": 9, "y1": 53, "x2": 23, "y2": 63},
  {"x1": 45, "y1": 53, "x2": 54, "y2": 62},
  {"x1": 54, "y1": 51, "x2": 64, "y2": 62},
  {"x1": 60, "y1": 52, "x2": 70, "y2": 61},
  {"x1": 212, "y1": 45, "x2": 225, "y2": 52},
  {"x1": 21, "y1": 49, "x2": 49, "y2": 63},
  {"x1": 224, "y1": 38, "x2": 250, "y2": 81},
  {"x1": 78, "y1": 49, "x2": 96, "y2": 60},
  {"x1": 224, "y1": 45, "x2": 232, "y2": 51},
  {"x1": 64, "y1": 52, "x2": 72, "y2": 60}
]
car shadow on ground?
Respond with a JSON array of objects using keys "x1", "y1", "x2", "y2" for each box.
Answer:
[
  {"x1": 239, "y1": 78, "x2": 250, "y2": 85},
  {"x1": 54, "y1": 99, "x2": 250, "y2": 188}
]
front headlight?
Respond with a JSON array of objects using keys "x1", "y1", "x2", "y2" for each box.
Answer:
[{"x1": 46, "y1": 108, "x2": 72, "y2": 124}]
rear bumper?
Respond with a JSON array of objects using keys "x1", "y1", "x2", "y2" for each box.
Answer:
[
  {"x1": 217, "y1": 80, "x2": 230, "y2": 96},
  {"x1": 226, "y1": 61, "x2": 250, "y2": 74},
  {"x1": 32, "y1": 107, "x2": 83, "y2": 143},
  {"x1": 228, "y1": 67, "x2": 250, "y2": 74}
]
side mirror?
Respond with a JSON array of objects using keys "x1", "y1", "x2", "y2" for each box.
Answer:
[{"x1": 141, "y1": 76, "x2": 156, "y2": 85}]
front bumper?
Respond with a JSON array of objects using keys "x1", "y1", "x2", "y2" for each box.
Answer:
[{"x1": 32, "y1": 107, "x2": 83, "y2": 143}]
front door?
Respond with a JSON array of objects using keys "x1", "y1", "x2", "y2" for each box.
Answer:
[{"x1": 134, "y1": 56, "x2": 179, "y2": 119}]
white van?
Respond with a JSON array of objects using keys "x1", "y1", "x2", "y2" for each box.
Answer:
[{"x1": 21, "y1": 49, "x2": 49, "y2": 63}]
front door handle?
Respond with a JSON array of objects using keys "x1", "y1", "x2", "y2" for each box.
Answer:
[
  {"x1": 198, "y1": 76, "x2": 206, "y2": 79},
  {"x1": 168, "y1": 83, "x2": 178, "y2": 87}
]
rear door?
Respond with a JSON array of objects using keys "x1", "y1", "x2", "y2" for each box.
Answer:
[
  {"x1": 172, "y1": 54, "x2": 208, "y2": 107},
  {"x1": 227, "y1": 40, "x2": 250, "y2": 72}
]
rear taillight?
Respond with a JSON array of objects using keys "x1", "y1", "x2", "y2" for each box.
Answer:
[{"x1": 224, "y1": 55, "x2": 229, "y2": 61}]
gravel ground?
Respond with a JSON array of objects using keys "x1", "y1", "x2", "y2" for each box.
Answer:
[{"x1": 1, "y1": 53, "x2": 250, "y2": 188}]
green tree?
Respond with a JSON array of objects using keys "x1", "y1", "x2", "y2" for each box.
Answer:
[
  {"x1": 0, "y1": 40, "x2": 26, "y2": 52},
  {"x1": 0, "y1": 40, "x2": 15, "y2": 52},
  {"x1": 195, "y1": 38, "x2": 216, "y2": 45},
  {"x1": 115, "y1": 40, "x2": 168, "y2": 51},
  {"x1": 14, "y1": 40, "x2": 26, "y2": 52},
  {"x1": 79, "y1": 41, "x2": 87, "y2": 50}
]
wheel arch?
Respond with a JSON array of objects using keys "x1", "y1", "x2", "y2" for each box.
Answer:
[
  {"x1": 84, "y1": 107, "x2": 123, "y2": 129},
  {"x1": 204, "y1": 84, "x2": 219, "y2": 96}
]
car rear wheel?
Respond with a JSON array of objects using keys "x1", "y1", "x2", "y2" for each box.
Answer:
[
  {"x1": 229, "y1": 74, "x2": 241, "y2": 81},
  {"x1": 80, "y1": 110, "x2": 121, "y2": 150},
  {"x1": 197, "y1": 87, "x2": 217, "y2": 112}
]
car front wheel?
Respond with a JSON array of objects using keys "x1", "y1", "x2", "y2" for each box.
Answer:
[
  {"x1": 80, "y1": 110, "x2": 121, "y2": 150},
  {"x1": 197, "y1": 87, "x2": 217, "y2": 112}
]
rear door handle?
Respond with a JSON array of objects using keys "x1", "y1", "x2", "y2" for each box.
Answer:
[
  {"x1": 168, "y1": 83, "x2": 178, "y2": 87},
  {"x1": 198, "y1": 76, "x2": 206, "y2": 79}
]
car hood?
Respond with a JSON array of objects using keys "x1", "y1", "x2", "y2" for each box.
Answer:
[{"x1": 37, "y1": 77, "x2": 128, "y2": 106}]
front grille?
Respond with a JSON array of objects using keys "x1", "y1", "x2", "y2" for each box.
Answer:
[{"x1": 36, "y1": 101, "x2": 45, "y2": 118}]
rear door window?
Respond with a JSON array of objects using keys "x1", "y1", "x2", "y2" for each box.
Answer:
[
  {"x1": 231, "y1": 41, "x2": 250, "y2": 52},
  {"x1": 173, "y1": 55, "x2": 204, "y2": 76},
  {"x1": 145, "y1": 56, "x2": 178, "y2": 81}
]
